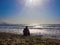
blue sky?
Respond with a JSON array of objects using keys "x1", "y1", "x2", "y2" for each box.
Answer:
[{"x1": 0, "y1": 0, "x2": 60, "y2": 24}]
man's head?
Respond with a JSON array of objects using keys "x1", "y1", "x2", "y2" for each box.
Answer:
[{"x1": 26, "y1": 26, "x2": 28, "y2": 28}]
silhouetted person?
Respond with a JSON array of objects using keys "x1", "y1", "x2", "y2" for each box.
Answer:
[{"x1": 23, "y1": 26, "x2": 30, "y2": 36}]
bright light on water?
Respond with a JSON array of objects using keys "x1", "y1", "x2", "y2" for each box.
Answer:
[
  {"x1": 33, "y1": 25, "x2": 43, "y2": 28},
  {"x1": 0, "y1": 24, "x2": 60, "y2": 39},
  {"x1": 30, "y1": 29, "x2": 48, "y2": 34}
]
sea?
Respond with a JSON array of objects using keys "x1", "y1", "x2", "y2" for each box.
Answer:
[{"x1": 0, "y1": 24, "x2": 60, "y2": 39}]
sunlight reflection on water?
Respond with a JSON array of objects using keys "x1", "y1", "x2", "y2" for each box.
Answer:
[
  {"x1": 0, "y1": 24, "x2": 60, "y2": 39},
  {"x1": 0, "y1": 28, "x2": 60, "y2": 39},
  {"x1": 0, "y1": 28, "x2": 60, "y2": 36}
]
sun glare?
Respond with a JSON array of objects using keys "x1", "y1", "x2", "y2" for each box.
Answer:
[{"x1": 25, "y1": 0, "x2": 44, "y2": 8}]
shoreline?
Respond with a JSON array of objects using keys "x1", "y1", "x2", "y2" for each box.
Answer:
[{"x1": 0, "y1": 32, "x2": 60, "y2": 45}]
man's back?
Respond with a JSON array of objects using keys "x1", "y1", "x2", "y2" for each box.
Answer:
[{"x1": 23, "y1": 26, "x2": 30, "y2": 36}]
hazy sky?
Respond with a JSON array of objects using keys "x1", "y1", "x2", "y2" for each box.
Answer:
[{"x1": 0, "y1": 0, "x2": 60, "y2": 24}]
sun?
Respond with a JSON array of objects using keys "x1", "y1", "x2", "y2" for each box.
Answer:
[
  {"x1": 25, "y1": 0, "x2": 44, "y2": 8},
  {"x1": 29, "y1": 0, "x2": 32, "y2": 3}
]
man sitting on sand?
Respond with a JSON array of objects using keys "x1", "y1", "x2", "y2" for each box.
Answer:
[{"x1": 23, "y1": 26, "x2": 30, "y2": 36}]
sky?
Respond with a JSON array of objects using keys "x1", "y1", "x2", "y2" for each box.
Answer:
[{"x1": 0, "y1": 0, "x2": 60, "y2": 24}]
